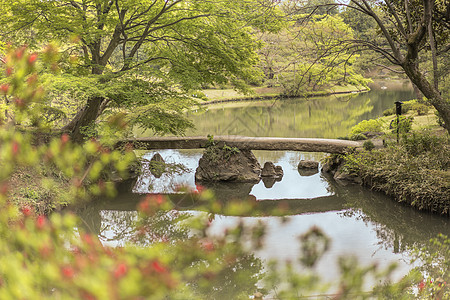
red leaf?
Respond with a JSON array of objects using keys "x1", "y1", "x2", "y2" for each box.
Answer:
[
  {"x1": 21, "y1": 205, "x2": 33, "y2": 217},
  {"x1": 11, "y1": 141, "x2": 20, "y2": 156},
  {"x1": 28, "y1": 53, "x2": 38, "y2": 65},
  {"x1": 61, "y1": 266, "x2": 75, "y2": 279},
  {"x1": 202, "y1": 240, "x2": 215, "y2": 252},
  {"x1": 14, "y1": 98, "x2": 25, "y2": 108},
  {"x1": 16, "y1": 47, "x2": 25, "y2": 60},
  {"x1": 418, "y1": 280, "x2": 425, "y2": 292},
  {"x1": 155, "y1": 195, "x2": 165, "y2": 205},
  {"x1": 61, "y1": 133, "x2": 70, "y2": 145},
  {"x1": 36, "y1": 215, "x2": 46, "y2": 229},
  {"x1": 196, "y1": 184, "x2": 205, "y2": 193},
  {"x1": 113, "y1": 263, "x2": 128, "y2": 279},
  {"x1": 0, "y1": 84, "x2": 9, "y2": 94},
  {"x1": 152, "y1": 260, "x2": 167, "y2": 273}
]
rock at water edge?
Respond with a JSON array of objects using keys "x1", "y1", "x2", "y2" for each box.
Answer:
[
  {"x1": 195, "y1": 148, "x2": 261, "y2": 183},
  {"x1": 261, "y1": 161, "x2": 284, "y2": 178},
  {"x1": 298, "y1": 160, "x2": 319, "y2": 170}
]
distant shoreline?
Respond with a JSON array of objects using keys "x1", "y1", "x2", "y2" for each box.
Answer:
[
  {"x1": 200, "y1": 78, "x2": 414, "y2": 105},
  {"x1": 200, "y1": 88, "x2": 369, "y2": 105}
]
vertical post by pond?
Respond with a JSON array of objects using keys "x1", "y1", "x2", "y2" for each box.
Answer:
[{"x1": 395, "y1": 101, "x2": 403, "y2": 143}]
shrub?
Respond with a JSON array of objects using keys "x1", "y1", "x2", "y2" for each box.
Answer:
[
  {"x1": 351, "y1": 133, "x2": 367, "y2": 140},
  {"x1": 390, "y1": 115, "x2": 413, "y2": 134},
  {"x1": 383, "y1": 107, "x2": 396, "y2": 116},
  {"x1": 382, "y1": 102, "x2": 413, "y2": 116},
  {"x1": 363, "y1": 140, "x2": 375, "y2": 151},
  {"x1": 402, "y1": 132, "x2": 445, "y2": 158},
  {"x1": 0, "y1": 46, "x2": 279, "y2": 299},
  {"x1": 411, "y1": 102, "x2": 430, "y2": 116},
  {"x1": 412, "y1": 234, "x2": 450, "y2": 299},
  {"x1": 344, "y1": 131, "x2": 450, "y2": 214},
  {"x1": 349, "y1": 119, "x2": 384, "y2": 139}
]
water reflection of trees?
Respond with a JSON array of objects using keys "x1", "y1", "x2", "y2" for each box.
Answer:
[
  {"x1": 325, "y1": 178, "x2": 450, "y2": 253},
  {"x1": 188, "y1": 254, "x2": 263, "y2": 300},
  {"x1": 133, "y1": 158, "x2": 191, "y2": 194},
  {"x1": 186, "y1": 89, "x2": 415, "y2": 139},
  {"x1": 83, "y1": 171, "x2": 449, "y2": 255},
  {"x1": 98, "y1": 210, "x2": 137, "y2": 243},
  {"x1": 77, "y1": 168, "x2": 450, "y2": 298},
  {"x1": 79, "y1": 202, "x2": 191, "y2": 246},
  {"x1": 253, "y1": 150, "x2": 324, "y2": 169}
]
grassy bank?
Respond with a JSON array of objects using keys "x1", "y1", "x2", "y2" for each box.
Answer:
[
  {"x1": 9, "y1": 166, "x2": 72, "y2": 214},
  {"x1": 344, "y1": 132, "x2": 449, "y2": 215},
  {"x1": 339, "y1": 102, "x2": 449, "y2": 215},
  {"x1": 201, "y1": 84, "x2": 368, "y2": 103}
]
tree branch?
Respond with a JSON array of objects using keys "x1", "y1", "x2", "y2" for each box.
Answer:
[
  {"x1": 425, "y1": 0, "x2": 439, "y2": 90},
  {"x1": 405, "y1": 0, "x2": 413, "y2": 34},
  {"x1": 384, "y1": 0, "x2": 407, "y2": 38},
  {"x1": 355, "y1": 0, "x2": 404, "y2": 62},
  {"x1": 121, "y1": 13, "x2": 210, "y2": 72}
]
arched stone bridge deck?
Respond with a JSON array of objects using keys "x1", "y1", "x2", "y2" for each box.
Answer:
[{"x1": 119, "y1": 136, "x2": 365, "y2": 154}]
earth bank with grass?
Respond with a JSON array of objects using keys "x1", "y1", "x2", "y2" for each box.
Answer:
[{"x1": 326, "y1": 101, "x2": 450, "y2": 215}]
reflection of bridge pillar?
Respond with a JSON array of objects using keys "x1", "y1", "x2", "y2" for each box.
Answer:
[
  {"x1": 116, "y1": 178, "x2": 138, "y2": 193},
  {"x1": 394, "y1": 233, "x2": 400, "y2": 253},
  {"x1": 77, "y1": 205, "x2": 102, "y2": 236}
]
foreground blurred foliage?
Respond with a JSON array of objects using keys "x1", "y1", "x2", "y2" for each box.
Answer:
[{"x1": 0, "y1": 46, "x2": 448, "y2": 299}]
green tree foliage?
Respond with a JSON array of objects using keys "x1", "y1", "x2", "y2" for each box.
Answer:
[
  {"x1": 341, "y1": 5, "x2": 377, "y2": 40},
  {"x1": 340, "y1": 5, "x2": 381, "y2": 74},
  {"x1": 0, "y1": 0, "x2": 283, "y2": 141},
  {"x1": 282, "y1": 0, "x2": 340, "y2": 16},
  {"x1": 258, "y1": 15, "x2": 371, "y2": 95}
]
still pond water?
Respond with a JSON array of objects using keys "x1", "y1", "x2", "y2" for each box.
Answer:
[{"x1": 79, "y1": 81, "x2": 450, "y2": 297}]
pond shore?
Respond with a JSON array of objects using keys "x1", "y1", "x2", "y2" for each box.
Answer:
[
  {"x1": 201, "y1": 85, "x2": 369, "y2": 105},
  {"x1": 336, "y1": 111, "x2": 449, "y2": 216}
]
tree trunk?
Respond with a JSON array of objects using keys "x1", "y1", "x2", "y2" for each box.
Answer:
[
  {"x1": 412, "y1": 83, "x2": 423, "y2": 99},
  {"x1": 62, "y1": 53, "x2": 107, "y2": 143},
  {"x1": 403, "y1": 63, "x2": 450, "y2": 132},
  {"x1": 62, "y1": 96, "x2": 105, "y2": 143}
]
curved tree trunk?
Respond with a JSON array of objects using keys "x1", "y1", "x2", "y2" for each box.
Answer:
[
  {"x1": 403, "y1": 63, "x2": 450, "y2": 131},
  {"x1": 62, "y1": 96, "x2": 105, "y2": 143}
]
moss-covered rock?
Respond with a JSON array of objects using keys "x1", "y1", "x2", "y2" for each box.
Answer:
[{"x1": 195, "y1": 145, "x2": 261, "y2": 183}]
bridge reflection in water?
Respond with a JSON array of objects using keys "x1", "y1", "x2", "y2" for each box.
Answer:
[{"x1": 77, "y1": 171, "x2": 450, "y2": 251}]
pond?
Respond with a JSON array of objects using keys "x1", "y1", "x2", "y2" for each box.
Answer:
[
  {"x1": 185, "y1": 80, "x2": 416, "y2": 138},
  {"x1": 78, "y1": 81, "x2": 450, "y2": 297}
]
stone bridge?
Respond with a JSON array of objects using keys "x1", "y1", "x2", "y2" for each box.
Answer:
[{"x1": 119, "y1": 136, "x2": 365, "y2": 154}]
